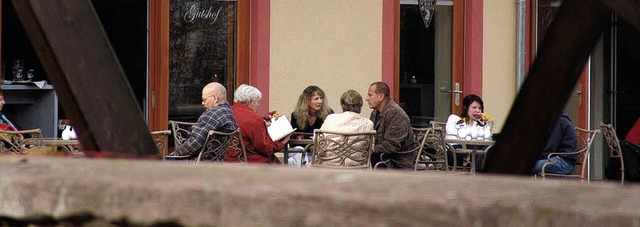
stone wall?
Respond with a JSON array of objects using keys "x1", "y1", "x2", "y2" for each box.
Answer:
[{"x1": 0, "y1": 157, "x2": 637, "y2": 226}]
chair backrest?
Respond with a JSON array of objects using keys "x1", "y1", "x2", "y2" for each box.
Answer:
[
  {"x1": 224, "y1": 129, "x2": 248, "y2": 163},
  {"x1": 411, "y1": 127, "x2": 432, "y2": 171},
  {"x1": 600, "y1": 122, "x2": 625, "y2": 184},
  {"x1": 169, "y1": 120, "x2": 197, "y2": 147},
  {"x1": 151, "y1": 130, "x2": 172, "y2": 160},
  {"x1": 430, "y1": 121, "x2": 446, "y2": 130},
  {"x1": 311, "y1": 129, "x2": 376, "y2": 169},
  {"x1": 414, "y1": 126, "x2": 448, "y2": 171},
  {"x1": 0, "y1": 129, "x2": 43, "y2": 154},
  {"x1": 574, "y1": 127, "x2": 600, "y2": 179},
  {"x1": 195, "y1": 129, "x2": 239, "y2": 164},
  {"x1": 600, "y1": 123, "x2": 623, "y2": 160}
]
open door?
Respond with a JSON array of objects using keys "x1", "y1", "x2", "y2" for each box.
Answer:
[{"x1": 398, "y1": 0, "x2": 456, "y2": 126}]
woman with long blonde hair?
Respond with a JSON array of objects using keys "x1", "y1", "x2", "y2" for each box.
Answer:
[
  {"x1": 287, "y1": 86, "x2": 333, "y2": 166},
  {"x1": 290, "y1": 85, "x2": 334, "y2": 134}
]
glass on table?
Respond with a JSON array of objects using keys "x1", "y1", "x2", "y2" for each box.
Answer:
[
  {"x1": 13, "y1": 59, "x2": 24, "y2": 81},
  {"x1": 27, "y1": 69, "x2": 35, "y2": 81}
]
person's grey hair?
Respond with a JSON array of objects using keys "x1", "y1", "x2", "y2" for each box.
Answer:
[
  {"x1": 234, "y1": 84, "x2": 262, "y2": 104},
  {"x1": 340, "y1": 90, "x2": 363, "y2": 113}
]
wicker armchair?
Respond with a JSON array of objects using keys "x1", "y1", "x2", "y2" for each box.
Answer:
[
  {"x1": 169, "y1": 120, "x2": 196, "y2": 147},
  {"x1": 374, "y1": 127, "x2": 427, "y2": 170},
  {"x1": 167, "y1": 120, "x2": 243, "y2": 164},
  {"x1": 600, "y1": 122, "x2": 625, "y2": 185},
  {"x1": 0, "y1": 129, "x2": 43, "y2": 154},
  {"x1": 223, "y1": 128, "x2": 248, "y2": 163},
  {"x1": 540, "y1": 127, "x2": 599, "y2": 183},
  {"x1": 194, "y1": 129, "x2": 242, "y2": 163},
  {"x1": 311, "y1": 129, "x2": 376, "y2": 169},
  {"x1": 416, "y1": 126, "x2": 448, "y2": 171}
]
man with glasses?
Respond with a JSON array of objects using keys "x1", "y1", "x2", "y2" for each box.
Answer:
[{"x1": 167, "y1": 82, "x2": 238, "y2": 159}]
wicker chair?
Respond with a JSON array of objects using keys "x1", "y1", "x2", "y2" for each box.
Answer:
[
  {"x1": 0, "y1": 129, "x2": 43, "y2": 154},
  {"x1": 600, "y1": 122, "x2": 625, "y2": 185},
  {"x1": 540, "y1": 127, "x2": 599, "y2": 183},
  {"x1": 167, "y1": 120, "x2": 243, "y2": 164},
  {"x1": 169, "y1": 120, "x2": 196, "y2": 147},
  {"x1": 151, "y1": 130, "x2": 171, "y2": 160},
  {"x1": 194, "y1": 129, "x2": 242, "y2": 163},
  {"x1": 223, "y1": 129, "x2": 248, "y2": 163},
  {"x1": 429, "y1": 121, "x2": 447, "y2": 130},
  {"x1": 416, "y1": 126, "x2": 448, "y2": 171},
  {"x1": 311, "y1": 129, "x2": 376, "y2": 169},
  {"x1": 373, "y1": 128, "x2": 426, "y2": 170}
]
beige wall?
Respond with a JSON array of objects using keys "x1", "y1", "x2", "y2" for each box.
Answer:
[
  {"x1": 269, "y1": 0, "x2": 382, "y2": 118},
  {"x1": 483, "y1": 0, "x2": 517, "y2": 132}
]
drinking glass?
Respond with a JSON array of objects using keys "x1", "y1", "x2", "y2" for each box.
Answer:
[
  {"x1": 13, "y1": 60, "x2": 24, "y2": 81},
  {"x1": 27, "y1": 69, "x2": 35, "y2": 81}
]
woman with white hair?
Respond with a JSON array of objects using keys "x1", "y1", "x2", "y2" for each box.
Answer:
[{"x1": 224, "y1": 84, "x2": 290, "y2": 164}]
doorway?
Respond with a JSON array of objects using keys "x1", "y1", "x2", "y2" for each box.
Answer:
[
  {"x1": 399, "y1": 0, "x2": 453, "y2": 127},
  {"x1": 604, "y1": 15, "x2": 640, "y2": 138}
]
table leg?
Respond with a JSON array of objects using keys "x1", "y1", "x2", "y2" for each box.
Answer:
[
  {"x1": 283, "y1": 146, "x2": 289, "y2": 164},
  {"x1": 470, "y1": 148, "x2": 477, "y2": 175}
]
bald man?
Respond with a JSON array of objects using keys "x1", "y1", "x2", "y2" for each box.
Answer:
[{"x1": 168, "y1": 82, "x2": 238, "y2": 159}]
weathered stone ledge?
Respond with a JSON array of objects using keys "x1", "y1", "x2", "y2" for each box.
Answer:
[{"x1": 0, "y1": 157, "x2": 637, "y2": 226}]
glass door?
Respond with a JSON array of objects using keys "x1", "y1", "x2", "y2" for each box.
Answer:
[
  {"x1": 606, "y1": 15, "x2": 640, "y2": 136},
  {"x1": 399, "y1": 0, "x2": 453, "y2": 127},
  {"x1": 168, "y1": 0, "x2": 237, "y2": 122}
]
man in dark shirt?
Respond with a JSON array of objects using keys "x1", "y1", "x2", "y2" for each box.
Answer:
[
  {"x1": 534, "y1": 112, "x2": 578, "y2": 174},
  {"x1": 168, "y1": 82, "x2": 238, "y2": 158}
]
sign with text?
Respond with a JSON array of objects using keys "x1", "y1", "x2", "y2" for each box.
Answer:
[{"x1": 169, "y1": 0, "x2": 236, "y2": 120}]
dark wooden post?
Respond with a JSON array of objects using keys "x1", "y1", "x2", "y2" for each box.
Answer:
[
  {"x1": 12, "y1": 0, "x2": 157, "y2": 157},
  {"x1": 484, "y1": 0, "x2": 611, "y2": 174}
]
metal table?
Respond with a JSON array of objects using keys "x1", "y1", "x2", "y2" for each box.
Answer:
[
  {"x1": 42, "y1": 139, "x2": 81, "y2": 156},
  {"x1": 444, "y1": 138, "x2": 495, "y2": 174}
]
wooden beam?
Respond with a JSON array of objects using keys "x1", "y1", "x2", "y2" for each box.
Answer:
[
  {"x1": 599, "y1": 0, "x2": 640, "y2": 31},
  {"x1": 484, "y1": 0, "x2": 611, "y2": 174},
  {"x1": 12, "y1": 0, "x2": 157, "y2": 156}
]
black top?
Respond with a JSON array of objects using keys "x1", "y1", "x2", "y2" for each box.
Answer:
[
  {"x1": 290, "y1": 109, "x2": 334, "y2": 139},
  {"x1": 291, "y1": 114, "x2": 324, "y2": 134},
  {"x1": 291, "y1": 109, "x2": 333, "y2": 145},
  {"x1": 540, "y1": 112, "x2": 578, "y2": 165}
]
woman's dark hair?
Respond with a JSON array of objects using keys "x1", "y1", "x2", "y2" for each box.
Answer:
[{"x1": 461, "y1": 94, "x2": 484, "y2": 119}]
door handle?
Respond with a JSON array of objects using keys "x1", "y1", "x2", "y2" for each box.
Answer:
[
  {"x1": 439, "y1": 88, "x2": 464, "y2": 94},
  {"x1": 577, "y1": 83, "x2": 583, "y2": 108},
  {"x1": 453, "y1": 83, "x2": 462, "y2": 107},
  {"x1": 440, "y1": 83, "x2": 463, "y2": 107}
]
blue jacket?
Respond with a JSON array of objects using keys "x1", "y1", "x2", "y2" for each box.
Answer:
[{"x1": 540, "y1": 112, "x2": 579, "y2": 165}]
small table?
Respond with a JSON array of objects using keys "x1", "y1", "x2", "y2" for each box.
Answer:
[
  {"x1": 444, "y1": 138, "x2": 495, "y2": 174},
  {"x1": 42, "y1": 139, "x2": 81, "y2": 156}
]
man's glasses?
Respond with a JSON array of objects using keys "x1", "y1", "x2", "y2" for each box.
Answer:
[{"x1": 202, "y1": 95, "x2": 213, "y2": 102}]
